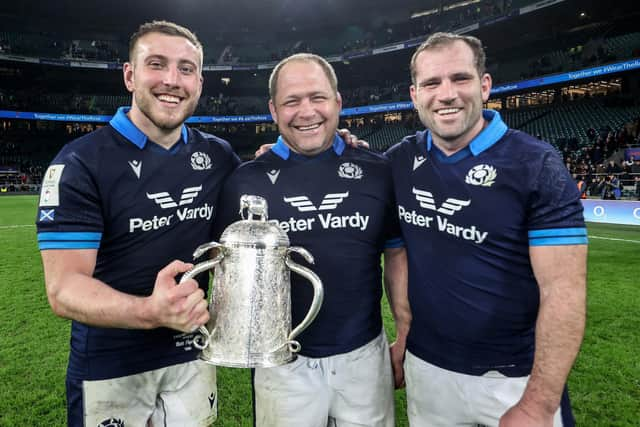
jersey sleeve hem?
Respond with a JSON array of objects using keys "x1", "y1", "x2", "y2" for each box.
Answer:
[
  {"x1": 384, "y1": 237, "x2": 405, "y2": 248},
  {"x1": 528, "y1": 227, "x2": 588, "y2": 246},
  {"x1": 37, "y1": 231, "x2": 102, "y2": 250}
]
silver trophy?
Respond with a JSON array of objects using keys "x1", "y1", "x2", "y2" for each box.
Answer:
[{"x1": 179, "y1": 195, "x2": 324, "y2": 368}]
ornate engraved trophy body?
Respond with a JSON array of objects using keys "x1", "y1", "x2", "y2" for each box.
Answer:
[{"x1": 179, "y1": 195, "x2": 323, "y2": 368}]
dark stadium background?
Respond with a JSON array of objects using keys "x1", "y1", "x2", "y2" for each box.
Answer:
[{"x1": 0, "y1": 1, "x2": 639, "y2": 425}]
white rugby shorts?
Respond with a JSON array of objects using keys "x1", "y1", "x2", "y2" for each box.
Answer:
[
  {"x1": 254, "y1": 330, "x2": 395, "y2": 427},
  {"x1": 405, "y1": 351, "x2": 566, "y2": 427},
  {"x1": 82, "y1": 360, "x2": 217, "y2": 427}
]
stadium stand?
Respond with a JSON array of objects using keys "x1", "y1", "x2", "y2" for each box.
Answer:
[{"x1": 1, "y1": 0, "x2": 639, "y2": 199}]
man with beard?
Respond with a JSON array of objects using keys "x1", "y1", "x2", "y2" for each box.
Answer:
[
  {"x1": 385, "y1": 32, "x2": 587, "y2": 426},
  {"x1": 36, "y1": 21, "x2": 239, "y2": 426}
]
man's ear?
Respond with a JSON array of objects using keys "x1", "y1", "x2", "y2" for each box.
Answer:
[
  {"x1": 268, "y1": 99, "x2": 278, "y2": 124},
  {"x1": 123, "y1": 62, "x2": 135, "y2": 93},
  {"x1": 480, "y1": 73, "x2": 492, "y2": 102},
  {"x1": 409, "y1": 84, "x2": 417, "y2": 106}
]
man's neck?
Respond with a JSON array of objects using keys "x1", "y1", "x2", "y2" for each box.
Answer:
[
  {"x1": 127, "y1": 109, "x2": 183, "y2": 149},
  {"x1": 431, "y1": 118, "x2": 487, "y2": 156}
]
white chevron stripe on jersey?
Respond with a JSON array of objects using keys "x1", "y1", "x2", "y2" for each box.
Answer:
[
  {"x1": 146, "y1": 191, "x2": 178, "y2": 208},
  {"x1": 147, "y1": 185, "x2": 203, "y2": 209},
  {"x1": 318, "y1": 192, "x2": 350, "y2": 210},
  {"x1": 283, "y1": 196, "x2": 317, "y2": 212},
  {"x1": 437, "y1": 198, "x2": 471, "y2": 215},
  {"x1": 412, "y1": 187, "x2": 471, "y2": 216},
  {"x1": 412, "y1": 187, "x2": 437, "y2": 210},
  {"x1": 178, "y1": 185, "x2": 203, "y2": 205}
]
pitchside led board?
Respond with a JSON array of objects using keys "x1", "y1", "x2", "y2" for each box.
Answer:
[{"x1": 582, "y1": 200, "x2": 640, "y2": 226}]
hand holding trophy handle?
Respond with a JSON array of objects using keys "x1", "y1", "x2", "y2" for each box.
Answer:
[
  {"x1": 179, "y1": 241, "x2": 225, "y2": 350},
  {"x1": 285, "y1": 247, "x2": 324, "y2": 353}
]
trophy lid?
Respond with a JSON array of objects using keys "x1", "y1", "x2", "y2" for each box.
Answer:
[{"x1": 220, "y1": 195, "x2": 289, "y2": 249}]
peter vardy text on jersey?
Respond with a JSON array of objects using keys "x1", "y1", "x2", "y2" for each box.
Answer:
[
  {"x1": 278, "y1": 212, "x2": 370, "y2": 233},
  {"x1": 398, "y1": 205, "x2": 487, "y2": 244},
  {"x1": 129, "y1": 203, "x2": 215, "y2": 233}
]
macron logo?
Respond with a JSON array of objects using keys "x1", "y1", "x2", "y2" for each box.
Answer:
[
  {"x1": 147, "y1": 185, "x2": 203, "y2": 209},
  {"x1": 128, "y1": 160, "x2": 142, "y2": 178},
  {"x1": 267, "y1": 169, "x2": 280, "y2": 184},
  {"x1": 283, "y1": 192, "x2": 349, "y2": 212},
  {"x1": 413, "y1": 155, "x2": 426, "y2": 171},
  {"x1": 413, "y1": 187, "x2": 470, "y2": 216}
]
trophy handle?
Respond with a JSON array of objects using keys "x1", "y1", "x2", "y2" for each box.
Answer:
[
  {"x1": 285, "y1": 246, "x2": 324, "y2": 353},
  {"x1": 179, "y1": 241, "x2": 225, "y2": 350}
]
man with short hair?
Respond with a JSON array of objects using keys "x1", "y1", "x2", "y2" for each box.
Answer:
[
  {"x1": 215, "y1": 53, "x2": 409, "y2": 427},
  {"x1": 386, "y1": 32, "x2": 588, "y2": 426},
  {"x1": 36, "y1": 21, "x2": 239, "y2": 426}
]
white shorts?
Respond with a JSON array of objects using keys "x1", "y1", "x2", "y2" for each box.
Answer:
[
  {"x1": 254, "y1": 330, "x2": 395, "y2": 427},
  {"x1": 404, "y1": 351, "x2": 567, "y2": 427},
  {"x1": 82, "y1": 360, "x2": 217, "y2": 427}
]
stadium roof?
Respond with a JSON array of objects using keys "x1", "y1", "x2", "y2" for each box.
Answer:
[{"x1": 1, "y1": 0, "x2": 444, "y2": 36}]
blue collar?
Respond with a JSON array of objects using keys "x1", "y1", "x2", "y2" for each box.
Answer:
[
  {"x1": 271, "y1": 133, "x2": 345, "y2": 160},
  {"x1": 426, "y1": 109, "x2": 508, "y2": 156},
  {"x1": 109, "y1": 106, "x2": 189, "y2": 149}
]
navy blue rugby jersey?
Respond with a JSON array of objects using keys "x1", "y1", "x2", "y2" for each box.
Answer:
[
  {"x1": 385, "y1": 110, "x2": 587, "y2": 376},
  {"x1": 214, "y1": 135, "x2": 401, "y2": 357},
  {"x1": 35, "y1": 107, "x2": 240, "y2": 380}
]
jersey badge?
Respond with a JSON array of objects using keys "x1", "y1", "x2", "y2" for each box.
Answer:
[
  {"x1": 465, "y1": 164, "x2": 497, "y2": 187},
  {"x1": 191, "y1": 152, "x2": 212, "y2": 170},
  {"x1": 338, "y1": 162, "x2": 363, "y2": 179},
  {"x1": 267, "y1": 169, "x2": 280, "y2": 184},
  {"x1": 39, "y1": 209, "x2": 55, "y2": 222},
  {"x1": 128, "y1": 160, "x2": 142, "y2": 178},
  {"x1": 413, "y1": 155, "x2": 427, "y2": 171},
  {"x1": 39, "y1": 164, "x2": 65, "y2": 207},
  {"x1": 98, "y1": 418, "x2": 125, "y2": 427}
]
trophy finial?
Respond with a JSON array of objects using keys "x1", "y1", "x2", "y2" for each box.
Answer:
[{"x1": 239, "y1": 194, "x2": 268, "y2": 221}]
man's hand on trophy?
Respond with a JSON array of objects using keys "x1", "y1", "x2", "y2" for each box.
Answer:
[
  {"x1": 253, "y1": 128, "x2": 369, "y2": 158},
  {"x1": 145, "y1": 260, "x2": 210, "y2": 332}
]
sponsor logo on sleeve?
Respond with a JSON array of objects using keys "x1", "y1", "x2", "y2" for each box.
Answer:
[
  {"x1": 39, "y1": 209, "x2": 55, "y2": 222},
  {"x1": 39, "y1": 165, "x2": 65, "y2": 207}
]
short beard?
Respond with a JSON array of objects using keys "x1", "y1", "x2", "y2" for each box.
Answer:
[{"x1": 135, "y1": 93, "x2": 197, "y2": 132}]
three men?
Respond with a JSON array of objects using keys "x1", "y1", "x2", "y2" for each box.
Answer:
[{"x1": 36, "y1": 20, "x2": 587, "y2": 427}]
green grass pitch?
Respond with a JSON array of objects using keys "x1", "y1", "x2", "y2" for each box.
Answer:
[{"x1": 1, "y1": 195, "x2": 638, "y2": 426}]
